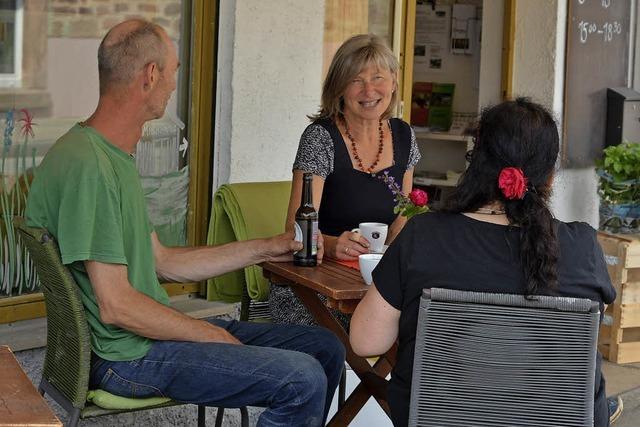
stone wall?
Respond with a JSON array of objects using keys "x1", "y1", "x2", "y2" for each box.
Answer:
[{"x1": 48, "y1": 0, "x2": 183, "y2": 40}]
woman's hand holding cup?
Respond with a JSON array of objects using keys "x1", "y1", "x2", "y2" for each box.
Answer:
[
  {"x1": 333, "y1": 230, "x2": 370, "y2": 260},
  {"x1": 351, "y1": 223, "x2": 388, "y2": 254}
]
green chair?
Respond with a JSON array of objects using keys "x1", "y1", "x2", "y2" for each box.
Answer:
[
  {"x1": 14, "y1": 218, "x2": 248, "y2": 427},
  {"x1": 207, "y1": 181, "x2": 347, "y2": 407},
  {"x1": 207, "y1": 181, "x2": 293, "y2": 304}
]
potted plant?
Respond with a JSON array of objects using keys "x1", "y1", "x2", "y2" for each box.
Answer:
[{"x1": 597, "y1": 142, "x2": 640, "y2": 233}]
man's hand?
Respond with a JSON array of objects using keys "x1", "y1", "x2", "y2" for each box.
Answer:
[
  {"x1": 262, "y1": 231, "x2": 303, "y2": 262},
  {"x1": 202, "y1": 322, "x2": 242, "y2": 345},
  {"x1": 262, "y1": 230, "x2": 325, "y2": 264}
]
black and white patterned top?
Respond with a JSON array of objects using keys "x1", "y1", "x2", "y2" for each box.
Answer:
[
  {"x1": 293, "y1": 121, "x2": 421, "y2": 179},
  {"x1": 270, "y1": 117, "x2": 421, "y2": 328}
]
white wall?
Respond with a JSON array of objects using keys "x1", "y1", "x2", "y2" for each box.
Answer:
[
  {"x1": 512, "y1": 0, "x2": 599, "y2": 226},
  {"x1": 512, "y1": 1, "x2": 559, "y2": 108},
  {"x1": 213, "y1": 0, "x2": 236, "y2": 189},
  {"x1": 215, "y1": 0, "x2": 325, "y2": 186}
]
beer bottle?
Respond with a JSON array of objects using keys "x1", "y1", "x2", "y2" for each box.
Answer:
[{"x1": 293, "y1": 172, "x2": 318, "y2": 266}]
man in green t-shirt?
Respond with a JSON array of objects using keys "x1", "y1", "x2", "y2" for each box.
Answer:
[{"x1": 26, "y1": 19, "x2": 344, "y2": 426}]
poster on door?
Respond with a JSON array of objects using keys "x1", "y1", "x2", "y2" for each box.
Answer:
[{"x1": 414, "y1": 3, "x2": 450, "y2": 72}]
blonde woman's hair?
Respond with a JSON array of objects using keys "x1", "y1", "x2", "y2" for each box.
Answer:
[{"x1": 309, "y1": 34, "x2": 399, "y2": 122}]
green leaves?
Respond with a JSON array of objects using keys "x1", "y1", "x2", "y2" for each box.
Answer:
[
  {"x1": 599, "y1": 143, "x2": 640, "y2": 181},
  {"x1": 597, "y1": 142, "x2": 640, "y2": 205},
  {"x1": 402, "y1": 205, "x2": 429, "y2": 219}
]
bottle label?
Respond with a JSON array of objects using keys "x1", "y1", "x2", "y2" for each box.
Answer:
[
  {"x1": 310, "y1": 220, "x2": 318, "y2": 255},
  {"x1": 295, "y1": 219, "x2": 318, "y2": 256},
  {"x1": 294, "y1": 222, "x2": 303, "y2": 243}
]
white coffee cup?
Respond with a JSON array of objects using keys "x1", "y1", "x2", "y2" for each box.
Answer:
[
  {"x1": 359, "y1": 254, "x2": 383, "y2": 285},
  {"x1": 352, "y1": 222, "x2": 388, "y2": 254}
]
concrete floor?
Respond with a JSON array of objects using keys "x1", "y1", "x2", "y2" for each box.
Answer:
[
  {"x1": 602, "y1": 360, "x2": 640, "y2": 426},
  {"x1": 9, "y1": 294, "x2": 640, "y2": 426},
  {"x1": 14, "y1": 346, "x2": 640, "y2": 426}
]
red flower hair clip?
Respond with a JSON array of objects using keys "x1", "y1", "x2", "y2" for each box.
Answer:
[{"x1": 498, "y1": 167, "x2": 528, "y2": 200}]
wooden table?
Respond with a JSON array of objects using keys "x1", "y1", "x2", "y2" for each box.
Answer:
[
  {"x1": 262, "y1": 260, "x2": 396, "y2": 426},
  {"x1": 0, "y1": 345, "x2": 62, "y2": 427}
]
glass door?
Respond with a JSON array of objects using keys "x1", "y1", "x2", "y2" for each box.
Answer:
[{"x1": 0, "y1": 0, "x2": 202, "y2": 302}]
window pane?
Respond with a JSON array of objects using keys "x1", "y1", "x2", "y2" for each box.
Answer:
[
  {"x1": 0, "y1": 0, "x2": 17, "y2": 75},
  {"x1": 0, "y1": 1, "x2": 190, "y2": 296}
]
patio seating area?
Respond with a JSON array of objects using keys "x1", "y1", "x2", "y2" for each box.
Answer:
[
  {"x1": 0, "y1": 2, "x2": 639, "y2": 426},
  {"x1": 3, "y1": 310, "x2": 640, "y2": 426}
]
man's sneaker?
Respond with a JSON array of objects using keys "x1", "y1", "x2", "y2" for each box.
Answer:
[{"x1": 608, "y1": 395, "x2": 623, "y2": 424}]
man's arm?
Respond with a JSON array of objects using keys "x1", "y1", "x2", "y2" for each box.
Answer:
[
  {"x1": 151, "y1": 231, "x2": 302, "y2": 283},
  {"x1": 85, "y1": 260, "x2": 241, "y2": 344}
]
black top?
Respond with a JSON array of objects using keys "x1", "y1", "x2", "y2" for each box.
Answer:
[
  {"x1": 373, "y1": 212, "x2": 616, "y2": 427},
  {"x1": 314, "y1": 118, "x2": 413, "y2": 236}
]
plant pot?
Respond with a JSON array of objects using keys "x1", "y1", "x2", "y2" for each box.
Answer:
[{"x1": 599, "y1": 202, "x2": 640, "y2": 234}]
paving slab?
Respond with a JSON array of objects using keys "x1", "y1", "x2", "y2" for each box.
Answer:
[
  {"x1": 613, "y1": 385, "x2": 640, "y2": 427},
  {"x1": 601, "y1": 361, "x2": 640, "y2": 425},
  {"x1": 602, "y1": 361, "x2": 640, "y2": 396}
]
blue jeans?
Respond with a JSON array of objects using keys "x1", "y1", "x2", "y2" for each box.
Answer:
[{"x1": 89, "y1": 318, "x2": 346, "y2": 426}]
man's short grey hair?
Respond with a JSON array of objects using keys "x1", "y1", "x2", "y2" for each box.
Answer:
[{"x1": 97, "y1": 20, "x2": 167, "y2": 94}]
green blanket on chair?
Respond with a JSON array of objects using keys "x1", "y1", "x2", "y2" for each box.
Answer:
[{"x1": 206, "y1": 181, "x2": 291, "y2": 302}]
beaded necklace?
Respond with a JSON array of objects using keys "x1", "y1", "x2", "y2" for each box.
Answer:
[
  {"x1": 343, "y1": 119, "x2": 384, "y2": 175},
  {"x1": 474, "y1": 207, "x2": 506, "y2": 215}
]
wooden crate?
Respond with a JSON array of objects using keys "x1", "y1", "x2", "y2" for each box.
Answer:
[{"x1": 597, "y1": 232, "x2": 640, "y2": 363}]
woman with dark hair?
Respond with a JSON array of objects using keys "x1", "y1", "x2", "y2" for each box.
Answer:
[{"x1": 350, "y1": 98, "x2": 617, "y2": 426}]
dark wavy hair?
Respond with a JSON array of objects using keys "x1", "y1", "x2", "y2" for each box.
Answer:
[{"x1": 443, "y1": 98, "x2": 560, "y2": 296}]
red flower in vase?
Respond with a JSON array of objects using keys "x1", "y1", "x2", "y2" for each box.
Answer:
[
  {"x1": 409, "y1": 189, "x2": 428, "y2": 207},
  {"x1": 377, "y1": 171, "x2": 429, "y2": 219}
]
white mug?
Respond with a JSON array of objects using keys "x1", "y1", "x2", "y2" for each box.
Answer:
[
  {"x1": 352, "y1": 222, "x2": 388, "y2": 254},
  {"x1": 359, "y1": 254, "x2": 383, "y2": 285}
]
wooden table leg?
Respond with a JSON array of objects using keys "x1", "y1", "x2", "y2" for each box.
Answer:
[
  {"x1": 290, "y1": 285, "x2": 395, "y2": 425},
  {"x1": 329, "y1": 346, "x2": 397, "y2": 425}
]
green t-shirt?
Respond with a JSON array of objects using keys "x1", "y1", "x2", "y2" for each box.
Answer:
[{"x1": 25, "y1": 124, "x2": 170, "y2": 361}]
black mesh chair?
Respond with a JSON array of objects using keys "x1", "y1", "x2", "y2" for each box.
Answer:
[
  {"x1": 15, "y1": 217, "x2": 248, "y2": 427},
  {"x1": 409, "y1": 288, "x2": 600, "y2": 427}
]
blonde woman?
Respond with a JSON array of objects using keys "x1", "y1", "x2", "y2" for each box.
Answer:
[{"x1": 270, "y1": 34, "x2": 421, "y2": 326}]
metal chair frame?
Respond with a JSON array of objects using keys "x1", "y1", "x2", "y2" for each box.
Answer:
[{"x1": 409, "y1": 287, "x2": 600, "y2": 427}]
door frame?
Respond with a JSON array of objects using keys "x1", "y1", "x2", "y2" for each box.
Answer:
[
  {"x1": 398, "y1": 0, "x2": 516, "y2": 120},
  {"x1": 188, "y1": 0, "x2": 217, "y2": 247}
]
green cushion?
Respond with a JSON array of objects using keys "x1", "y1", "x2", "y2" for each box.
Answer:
[
  {"x1": 87, "y1": 389, "x2": 172, "y2": 410},
  {"x1": 206, "y1": 181, "x2": 292, "y2": 302}
]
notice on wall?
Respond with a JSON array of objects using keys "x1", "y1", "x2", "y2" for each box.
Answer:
[{"x1": 414, "y1": 3, "x2": 450, "y2": 72}]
